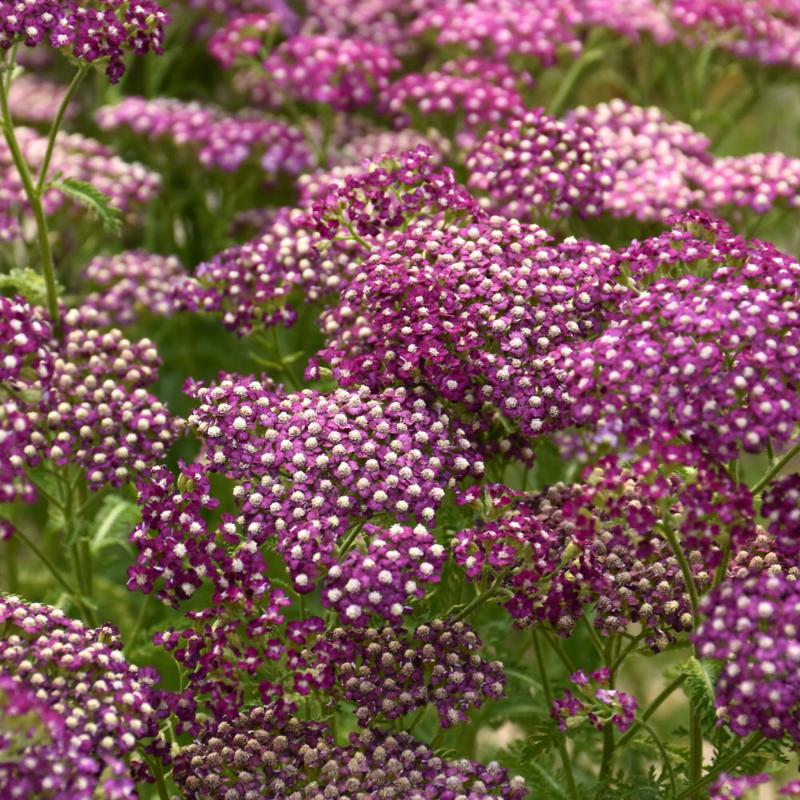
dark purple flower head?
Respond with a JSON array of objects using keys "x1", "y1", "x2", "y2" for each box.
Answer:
[
  {"x1": 172, "y1": 709, "x2": 527, "y2": 799},
  {"x1": 560, "y1": 216, "x2": 800, "y2": 461},
  {"x1": 316, "y1": 217, "x2": 622, "y2": 450},
  {"x1": 695, "y1": 573, "x2": 800, "y2": 741},
  {"x1": 0, "y1": 0, "x2": 170, "y2": 82},
  {"x1": 0, "y1": 596, "x2": 167, "y2": 797},
  {"x1": 466, "y1": 109, "x2": 611, "y2": 221},
  {"x1": 762, "y1": 474, "x2": 800, "y2": 561}
]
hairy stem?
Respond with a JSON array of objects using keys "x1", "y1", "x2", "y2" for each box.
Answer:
[{"x1": 676, "y1": 734, "x2": 764, "y2": 800}]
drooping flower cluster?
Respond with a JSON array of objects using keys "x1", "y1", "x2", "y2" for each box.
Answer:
[
  {"x1": 0, "y1": 0, "x2": 170, "y2": 82},
  {"x1": 466, "y1": 109, "x2": 611, "y2": 221},
  {"x1": 96, "y1": 97, "x2": 310, "y2": 176},
  {"x1": 695, "y1": 573, "x2": 800, "y2": 741},
  {"x1": 560, "y1": 214, "x2": 800, "y2": 461},
  {"x1": 322, "y1": 522, "x2": 446, "y2": 624},
  {"x1": 82, "y1": 250, "x2": 185, "y2": 327},
  {"x1": 258, "y1": 35, "x2": 399, "y2": 110},
  {"x1": 315, "y1": 217, "x2": 622, "y2": 449},
  {"x1": 185, "y1": 377, "x2": 484, "y2": 591},
  {"x1": 552, "y1": 668, "x2": 637, "y2": 733},
  {"x1": 0, "y1": 127, "x2": 159, "y2": 242},
  {"x1": 309, "y1": 145, "x2": 480, "y2": 241},
  {"x1": 171, "y1": 709, "x2": 527, "y2": 799},
  {"x1": 0, "y1": 596, "x2": 167, "y2": 798}
]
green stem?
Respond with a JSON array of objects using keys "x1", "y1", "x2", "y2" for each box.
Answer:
[
  {"x1": 542, "y1": 628, "x2": 578, "y2": 674},
  {"x1": 616, "y1": 674, "x2": 687, "y2": 750},
  {"x1": 0, "y1": 61, "x2": 60, "y2": 331},
  {"x1": 146, "y1": 756, "x2": 170, "y2": 800},
  {"x1": 337, "y1": 521, "x2": 364, "y2": 558},
  {"x1": 751, "y1": 440, "x2": 800, "y2": 495},
  {"x1": 609, "y1": 632, "x2": 645, "y2": 674},
  {"x1": 125, "y1": 593, "x2": 152, "y2": 655},
  {"x1": 675, "y1": 734, "x2": 764, "y2": 800},
  {"x1": 450, "y1": 572, "x2": 503, "y2": 623},
  {"x1": 533, "y1": 628, "x2": 580, "y2": 800},
  {"x1": 5, "y1": 533, "x2": 19, "y2": 593},
  {"x1": 13, "y1": 527, "x2": 94, "y2": 622},
  {"x1": 407, "y1": 705, "x2": 427, "y2": 734},
  {"x1": 36, "y1": 66, "x2": 88, "y2": 192},
  {"x1": 687, "y1": 706, "x2": 703, "y2": 799},
  {"x1": 597, "y1": 724, "x2": 614, "y2": 790},
  {"x1": 660, "y1": 522, "x2": 699, "y2": 616},
  {"x1": 641, "y1": 720, "x2": 677, "y2": 798}
]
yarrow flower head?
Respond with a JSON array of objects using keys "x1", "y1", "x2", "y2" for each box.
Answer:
[
  {"x1": 694, "y1": 573, "x2": 800, "y2": 741},
  {"x1": 466, "y1": 108, "x2": 611, "y2": 221},
  {"x1": 96, "y1": 97, "x2": 310, "y2": 176},
  {"x1": 380, "y1": 68, "x2": 525, "y2": 151},
  {"x1": 82, "y1": 250, "x2": 184, "y2": 328},
  {"x1": 172, "y1": 709, "x2": 527, "y2": 799},
  {"x1": 0, "y1": 596, "x2": 167, "y2": 798},
  {"x1": 560, "y1": 214, "x2": 800, "y2": 461},
  {"x1": 762, "y1": 474, "x2": 800, "y2": 561},
  {"x1": 322, "y1": 522, "x2": 446, "y2": 625},
  {"x1": 710, "y1": 773, "x2": 770, "y2": 800},
  {"x1": 309, "y1": 145, "x2": 480, "y2": 242},
  {"x1": 185, "y1": 377, "x2": 484, "y2": 591},
  {"x1": 315, "y1": 217, "x2": 622, "y2": 451},
  {"x1": 259, "y1": 34, "x2": 399, "y2": 111},
  {"x1": 0, "y1": 0, "x2": 170, "y2": 82}
]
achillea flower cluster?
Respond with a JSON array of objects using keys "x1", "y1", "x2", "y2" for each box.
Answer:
[
  {"x1": 8, "y1": 74, "x2": 73, "y2": 125},
  {"x1": 552, "y1": 668, "x2": 637, "y2": 733},
  {"x1": 380, "y1": 70, "x2": 525, "y2": 150},
  {"x1": 0, "y1": 596, "x2": 166, "y2": 798},
  {"x1": 0, "y1": 0, "x2": 169, "y2": 82},
  {"x1": 207, "y1": 11, "x2": 285, "y2": 68},
  {"x1": 409, "y1": 0, "x2": 582, "y2": 67},
  {"x1": 175, "y1": 208, "x2": 361, "y2": 335},
  {"x1": 316, "y1": 217, "x2": 622, "y2": 448},
  {"x1": 565, "y1": 100, "x2": 710, "y2": 221},
  {"x1": 185, "y1": 377, "x2": 484, "y2": 591},
  {"x1": 692, "y1": 152, "x2": 800, "y2": 214},
  {"x1": 96, "y1": 97, "x2": 310, "y2": 176},
  {"x1": 761, "y1": 474, "x2": 800, "y2": 560},
  {"x1": 322, "y1": 522, "x2": 446, "y2": 624},
  {"x1": 0, "y1": 127, "x2": 159, "y2": 241},
  {"x1": 671, "y1": 0, "x2": 800, "y2": 69},
  {"x1": 259, "y1": 35, "x2": 399, "y2": 111},
  {"x1": 560, "y1": 215, "x2": 800, "y2": 461},
  {"x1": 694, "y1": 573, "x2": 800, "y2": 740},
  {"x1": 324, "y1": 621, "x2": 505, "y2": 727},
  {"x1": 1, "y1": 296, "x2": 180, "y2": 498},
  {"x1": 332, "y1": 127, "x2": 450, "y2": 166},
  {"x1": 82, "y1": 250, "x2": 184, "y2": 327},
  {"x1": 454, "y1": 444, "x2": 755, "y2": 643},
  {"x1": 711, "y1": 773, "x2": 770, "y2": 800},
  {"x1": 172, "y1": 709, "x2": 527, "y2": 799},
  {"x1": 466, "y1": 109, "x2": 611, "y2": 221},
  {"x1": 309, "y1": 145, "x2": 480, "y2": 241}
]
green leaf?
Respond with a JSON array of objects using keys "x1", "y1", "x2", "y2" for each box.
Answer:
[
  {"x1": 679, "y1": 656, "x2": 721, "y2": 726},
  {"x1": 90, "y1": 494, "x2": 140, "y2": 555},
  {"x1": 51, "y1": 177, "x2": 123, "y2": 234},
  {"x1": 0, "y1": 267, "x2": 62, "y2": 307}
]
